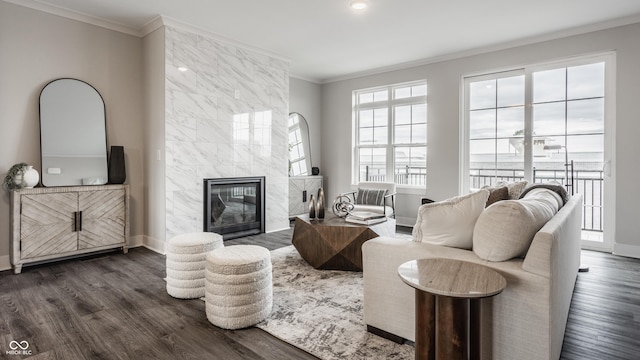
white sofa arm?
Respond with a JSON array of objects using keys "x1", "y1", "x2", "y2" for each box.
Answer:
[
  {"x1": 523, "y1": 194, "x2": 583, "y2": 278},
  {"x1": 522, "y1": 194, "x2": 582, "y2": 360},
  {"x1": 362, "y1": 236, "x2": 420, "y2": 341},
  {"x1": 362, "y1": 236, "x2": 483, "y2": 342}
]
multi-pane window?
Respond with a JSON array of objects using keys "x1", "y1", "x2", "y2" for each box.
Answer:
[
  {"x1": 465, "y1": 55, "x2": 610, "y2": 235},
  {"x1": 468, "y1": 71, "x2": 526, "y2": 187},
  {"x1": 354, "y1": 81, "x2": 427, "y2": 186}
]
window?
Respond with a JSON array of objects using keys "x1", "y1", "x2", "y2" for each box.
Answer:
[
  {"x1": 464, "y1": 53, "x2": 613, "y2": 241},
  {"x1": 353, "y1": 81, "x2": 427, "y2": 186}
]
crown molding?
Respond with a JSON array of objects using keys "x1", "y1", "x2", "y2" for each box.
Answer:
[
  {"x1": 140, "y1": 15, "x2": 164, "y2": 37},
  {"x1": 160, "y1": 16, "x2": 291, "y2": 65},
  {"x1": 3, "y1": 0, "x2": 142, "y2": 36},
  {"x1": 2, "y1": 0, "x2": 291, "y2": 66},
  {"x1": 290, "y1": 73, "x2": 322, "y2": 85},
  {"x1": 321, "y1": 14, "x2": 640, "y2": 84}
]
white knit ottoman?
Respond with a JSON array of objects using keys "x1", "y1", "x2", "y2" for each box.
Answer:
[
  {"x1": 205, "y1": 245, "x2": 273, "y2": 329},
  {"x1": 166, "y1": 232, "x2": 223, "y2": 299}
]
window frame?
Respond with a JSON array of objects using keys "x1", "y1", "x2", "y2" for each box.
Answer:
[
  {"x1": 352, "y1": 80, "x2": 427, "y2": 188},
  {"x1": 461, "y1": 52, "x2": 616, "y2": 253}
]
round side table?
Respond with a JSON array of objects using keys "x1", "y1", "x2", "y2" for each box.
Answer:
[{"x1": 398, "y1": 258, "x2": 506, "y2": 360}]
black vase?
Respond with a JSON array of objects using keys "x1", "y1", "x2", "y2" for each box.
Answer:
[{"x1": 108, "y1": 145, "x2": 126, "y2": 184}]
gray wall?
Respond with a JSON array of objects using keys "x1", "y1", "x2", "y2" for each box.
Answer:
[
  {"x1": 321, "y1": 23, "x2": 640, "y2": 258},
  {"x1": 0, "y1": 2, "x2": 145, "y2": 270}
]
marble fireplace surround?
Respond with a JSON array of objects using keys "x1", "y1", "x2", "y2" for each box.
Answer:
[{"x1": 163, "y1": 25, "x2": 290, "y2": 241}]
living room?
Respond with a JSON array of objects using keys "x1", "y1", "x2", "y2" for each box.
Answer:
[{"x1": 1, "y1": 0, "x2": 640, "y2": 359}]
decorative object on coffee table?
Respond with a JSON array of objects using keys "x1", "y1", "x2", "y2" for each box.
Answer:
[
  {"x1": 292, "y1": 213, "x2": 395, "y2": 271},
  {"x1": 332, "y1": 194, "x2": 355, "y2": 217},
  {"x1": 308, "y1": 194, "x2": 316, "y2": 219},
  {"x1": 317, "y1": 187, "x2": 325, "y2": 219},
  {"x1": 398, "y1": 258, "x2": 506, "y2": 360}
]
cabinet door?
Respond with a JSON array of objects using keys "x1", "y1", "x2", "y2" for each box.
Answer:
[
  {"x1": 305, "y1": 178, "x2": 323, "y2": 198},
  {"x1": 78, "y1": 189, "x2": 126, "y2": 249},
  {"x1": 289, "y1": 178, "x2": 306, "y2": 216},
  {"x1": 20, "y1": 193, "x2": 77, "y2": 259}
]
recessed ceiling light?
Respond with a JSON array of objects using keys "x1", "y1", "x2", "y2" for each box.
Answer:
[
  {"x1": 177, "y1": 66, "x2": 189, "y2": 72},
  {"x1": 349, "y1": 0, "x2": 368, "y2": 10}
]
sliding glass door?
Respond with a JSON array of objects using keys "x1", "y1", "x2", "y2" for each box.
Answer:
[{"x1": 463, "y1": 53, "x2": 615, "y2": 251}]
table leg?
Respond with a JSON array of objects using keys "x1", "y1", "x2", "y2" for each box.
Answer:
[
  {"x1": 437, "y1": 296, "x2": 468, "y2": 360},
  {"x1": 469, "y1": 299, "x2": 480, "y2": 360},
  {"x1": 415, "y1": 290, "x2": 435, "y2": 360}
]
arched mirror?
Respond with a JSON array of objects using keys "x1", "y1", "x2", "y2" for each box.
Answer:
[
  {"x1": 288, "y1": 112, "x2": 312, "y2": 176},
  {"x1": 39, "y1": 78, "x2": 108, "y2": 186}
]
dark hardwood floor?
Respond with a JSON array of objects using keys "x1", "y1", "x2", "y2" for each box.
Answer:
[{"x1": 1, "y1": 227, "x2": 638, "y2": 359}]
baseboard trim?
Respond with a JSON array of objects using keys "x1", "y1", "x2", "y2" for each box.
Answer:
[
  {"x1": 396, "y1": 216, "x2": 416, "y2": 228},
  {"x1": 142, "y1": 235, "x2": 165, "y2": 254},
  {"x1": 366, "y1": 325, "x2": 406, "y2": 344},
  {"x1": 613, "y1": 243, "x2": 640, "y2": 259},
  {"x1": 0, "y1": 255, "x2": 11, "y2": 272},
  {"x1": 267, "y1": 227, "x2": 291, "y2": 233}
]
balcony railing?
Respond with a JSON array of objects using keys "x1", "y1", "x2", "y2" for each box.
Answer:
[
  {"x1": 362, "y1": 165, "x2": 603, "y2": 232},
  {"x1": 363, "y1": 165, "x2": 427, "y2": 186},
  {"x1": 470, "y1": 168, "x2": 603, "y2": 232}
]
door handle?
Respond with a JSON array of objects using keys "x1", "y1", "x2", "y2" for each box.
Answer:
[
  {"x1": 303, "y1": 190, "x2": 307, "y2": 203},
  {"x1": 73, "y1": 211, "x2": 83, "y2": 232},
  {"x1": 603, "y1": 160, "x2": 611, "y2": 177}
]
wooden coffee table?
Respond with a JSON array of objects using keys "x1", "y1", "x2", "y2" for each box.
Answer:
[
  {"x1": 292, "y1": 214, "x2": 394, "y2": 271},
  {"x1": 398, "y1": 258, "x2": 506, "y2": 360}
]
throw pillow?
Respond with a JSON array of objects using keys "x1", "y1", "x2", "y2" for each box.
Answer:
[
  {"x1": 356, "y1": 188, "x2": 388, "y2": 206},
  {"x1": 472, "y1": 190, "x2": 559, "y2": 262},
  {"x1": 495, "y1": 180, "x2": 528, "y2": 199},
  {"x1": 412, "y1": 189, "x2": 490, "y2": 250},
  {"x1": 484, "y1": 186, "x2": 510, "y2": 207}
]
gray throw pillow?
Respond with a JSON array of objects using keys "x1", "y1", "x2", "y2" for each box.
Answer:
[{"x1": 356, "y1": 188, "x2": 388, "y2": 206}]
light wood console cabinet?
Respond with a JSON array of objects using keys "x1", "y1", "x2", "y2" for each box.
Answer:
[
  {"x1": 289, "y1": 176, "x2": 323, "y2": 218},
  {"x1": 10, "y1": 184, "x2": 129, "y2": 274}
]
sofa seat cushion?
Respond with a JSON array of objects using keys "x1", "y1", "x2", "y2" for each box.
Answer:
[
  {"x1": 351, "y1": 204, "x2": 394, "y2": 216},
  {"x1": 473, "y1": 188, "x2": 561, "y2": 261},
  {"x1": 412, "y1": 189, "x2": 489, "y2": 249}
]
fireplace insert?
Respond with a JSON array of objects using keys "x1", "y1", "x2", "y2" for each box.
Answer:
[{"x1": 203, "y1": 176, "x2": 265, "y2": 240}]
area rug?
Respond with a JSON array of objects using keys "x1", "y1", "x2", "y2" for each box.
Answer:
[{"x1": 255, "y1": 245, "x2": 414, "y2": 360}]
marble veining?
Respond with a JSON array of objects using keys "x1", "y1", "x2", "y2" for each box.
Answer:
[{"x1": 164, "y1": 25, "x2": 290, "y2": 240}]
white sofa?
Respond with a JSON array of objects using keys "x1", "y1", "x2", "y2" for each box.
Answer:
[{"x1": 362, "y1": 193, "x2": 583, "y2": 360}]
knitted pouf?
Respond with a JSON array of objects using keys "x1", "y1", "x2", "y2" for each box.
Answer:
[
  {"x1": 166, "y1": 232, "x2": 223, "y2": 299},
  {"x1": 205, "y1": 245, "x2": 272, "y2": 329}
]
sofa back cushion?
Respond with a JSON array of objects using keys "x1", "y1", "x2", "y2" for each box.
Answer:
[
  {"x1": 496, "y1": 180, "x2": 528, "y2": 199},
  {"x1": 412, "y1": 190, "x2": 489, "y2": 249},
  {"x1": 473, "y1": 188, "x2": 561, "y2": 261}
]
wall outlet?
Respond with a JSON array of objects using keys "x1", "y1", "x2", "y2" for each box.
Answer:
[{"x1": 234, "y1": 89, "x2": 240, "y2": 99}]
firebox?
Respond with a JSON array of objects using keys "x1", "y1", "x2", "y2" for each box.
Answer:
[{"x1": 203, "y1": 176, "x2": 265, "y2": 240}]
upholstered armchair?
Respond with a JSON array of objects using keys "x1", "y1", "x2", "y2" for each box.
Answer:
[{"x1": 339, "y1": 181, "x2": 396, "y2": 218}]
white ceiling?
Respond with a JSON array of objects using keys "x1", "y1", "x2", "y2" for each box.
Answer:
[{"x1": 10, "y1": 0, "x2": 640, "y2": 83}]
